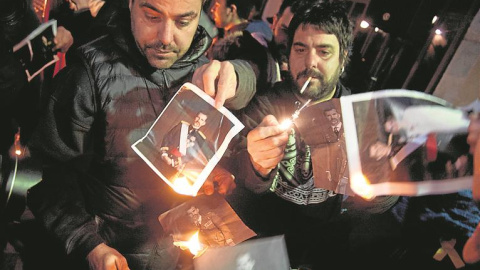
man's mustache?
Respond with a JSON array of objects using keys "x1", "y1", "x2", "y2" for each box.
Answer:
[
  {"x1": 145, "y1": 42, "x2": 179, "y2": 53},
  {"x1": 296, "y1": 69, "x2": 323, "y2": 81}
]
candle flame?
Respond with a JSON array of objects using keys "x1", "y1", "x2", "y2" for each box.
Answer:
[
  {"x1": 350, "y1": 173, "x2": 375, "y2": 200},
  {"x1": 173, "y1": 231, "x2": 206, "y2": 257}
]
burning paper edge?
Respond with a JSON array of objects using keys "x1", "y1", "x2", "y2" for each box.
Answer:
[
  {"x1": 173, "y1": 231, "x2": 208, "y2": 258},
  {"x1": 341, "y1": 90, "x2": 474, "y2": 198},
  {"x1": 172, "y1": 176, "x2": 198, "y2": 196},
  {"x1": 130, "y1": 82, "x2": 245, "y2": 197}
]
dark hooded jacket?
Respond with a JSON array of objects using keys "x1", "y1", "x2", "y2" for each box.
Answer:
[{"x1": 27, "y1": 7, "x2": 256, "y2": 264}]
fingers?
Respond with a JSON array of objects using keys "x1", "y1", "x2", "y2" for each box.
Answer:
[
  {"x1": 202, "y1": 167, "x2": 236, "y2": 195},
  {"x1": 53, "y1": 26, "x2": 73, "y2": 53},
  {"x1": 115, "y1": 257, "x2": 130, "y2": 270},
  {"x1": 247, "y1": 115, "x2": 289, "y2": 174},
  {"x1": 214, "y1": 61, "x2": 236, "y2": 108},
  {"x1": 216, "y1": 173, "x2": 236, "y2": 195},
  {"x1": 191, "y1": 60, "x2": 236, "y2": 109},
  {"x1": 202, "y1": 178, "x2": 215, "y2": 195},
  {"x1": 87, "y1": 243, "x2": 130, "y2": 270}
]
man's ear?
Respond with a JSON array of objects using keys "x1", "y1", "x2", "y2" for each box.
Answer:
[{"x1": 229, "y1": 4, "x2": 237, "y2": 16}]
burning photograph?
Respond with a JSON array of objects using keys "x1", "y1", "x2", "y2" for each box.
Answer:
[
  {"x1": 341, "y1": 90, "x2": 472, "y2": 198},
  {"x1": 158, "y1": 194, "x2": 256, "y2": 256},
  {"x1": 295, "y1": 98, "x2": 354, "y2": 195},
  {"x1": 132, "y1": 83, "x2": 244, "y2": 196}
]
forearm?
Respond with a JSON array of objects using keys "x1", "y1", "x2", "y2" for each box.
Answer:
[
  {"x1": 27, "y1": 165, "x2": 104, "y2": 258},
  {"x1": 224, "y1": 60, "x2": 256, "y2": 110}
]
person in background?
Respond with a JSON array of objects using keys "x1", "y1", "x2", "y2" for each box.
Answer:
[
  {"x1": 26, "y1": 0, "x2": 257, "y2": 269},
  {"x1": 269, "y1": 0, "x2": 297, "y2": 79},
  {"x1": 245, "y1": 0, "x2": 273, "y2": 48},
  {"x1": 47, "y1": 0, "x2": 118, "y2": 64},
  {"x1": 209, "y1": 0, "x2": 279, "y2": 91}
]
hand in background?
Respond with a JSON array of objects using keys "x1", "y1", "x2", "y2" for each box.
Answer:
[{"x1": 53, "y1": 26, "x2": 73, "y2": 53}]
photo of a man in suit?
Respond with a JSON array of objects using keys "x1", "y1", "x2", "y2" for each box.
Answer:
[{"x1": 160, "y1": 111, "x2": 215, "y2": 181}]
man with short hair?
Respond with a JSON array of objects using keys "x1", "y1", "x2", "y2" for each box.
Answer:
[{"x1": 27, "y1": 0, "x2": 257, "y2": 269}]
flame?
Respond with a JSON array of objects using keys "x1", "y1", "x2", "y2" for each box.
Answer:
[
  {"x1": 10, "y1": 128, "x2": 25, "y2": 159},
  {"x1": 279, "y1": 119, "x2": 293, "y2": 130},
  {"x1": 173, "y1": 231, "x2": 206, "y2": 256},
  {"x1": 350, "y1": 173, "x2": 375, "y2": 200},
  {"x1": 172, "y1": 176, "x2": 195, "y2": 196}
]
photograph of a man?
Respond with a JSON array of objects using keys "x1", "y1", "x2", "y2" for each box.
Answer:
[
  {"x1": 132, "y1": 83, "x2": 245, "y2": 196},
  {"x1": 295, "y1": 100, "x2": 352, "y2": 195},
  {"x1": 186, "y1": 205, "x2": 234, "y2": 247},
  {"x1": 158, "y1": 194, "x2": 256, "y2": 249},
  {"x1": 160, "y1": 111, "x2": 214, "y2": 177}
]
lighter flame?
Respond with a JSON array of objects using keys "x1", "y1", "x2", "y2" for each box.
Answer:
[
  {"x1": 173, "y1": 231, "x2": 206, "y2": 256},
  {"x1": 280, "y1": 119, "x2": 293, "y2": 130},
  {"x1": 350, "y1": 173, "x2": 375, "y2": 200},
  {"x1": 172, "y1": 176, "x2": 195, "y2": 196}
]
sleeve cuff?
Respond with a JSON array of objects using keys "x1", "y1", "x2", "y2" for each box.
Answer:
[{"x1": 224, "y1": 59, "x2": 256, "y2": 110}]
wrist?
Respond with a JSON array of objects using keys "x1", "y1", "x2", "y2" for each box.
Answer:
[{"x1": 250, "y1": 158, "x2": 272, "y2": 179}]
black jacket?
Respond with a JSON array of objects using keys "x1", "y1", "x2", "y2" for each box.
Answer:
[{"x1": 27, "y1": 9, "x2": 256, "y2": 262}]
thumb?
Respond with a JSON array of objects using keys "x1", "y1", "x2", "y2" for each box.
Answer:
[{"x1": 202, "y1": 178, "x2": 215, "y2": 195}]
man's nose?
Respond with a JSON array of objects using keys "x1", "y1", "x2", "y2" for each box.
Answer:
[
  {"x1": 158, "y1": 21, "x2": 174, "y2": 46},
  {"x1": 305, "y1": 50, "x2": 319, "y2": 69}
]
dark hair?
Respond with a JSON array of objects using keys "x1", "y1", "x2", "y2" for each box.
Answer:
[
  {"x1": 226, "y1": 0, "x2": 256, "y2": 20},
  {"x1": 287, "y1": 1, "x2": 353, "y2": 66},
  {"x1": 277, "y1": 0, "x2": 296, "y2": 16}
]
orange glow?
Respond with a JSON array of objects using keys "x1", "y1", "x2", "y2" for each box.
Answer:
[
  {"x1": 173, "y1": 231, "x2": 206, "y2": 257},
  {"x1": 350, "y1": 173, "x2": 375, "y2": 200},
  {"x1": 172, "y1": 176, "x2": 196, "y2": 196}
]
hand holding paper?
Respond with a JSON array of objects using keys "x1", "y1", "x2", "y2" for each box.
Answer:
[
  {"x1": 192, "y1": 60, "x2": 237, "y2": 109},
  {"x1": 202, "y1": 167, "x2": 236, "y2": 195}
]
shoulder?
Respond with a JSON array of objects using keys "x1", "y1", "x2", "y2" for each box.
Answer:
[{"x1": 337, "y1": 82, "x2": 352, "y2": 97}]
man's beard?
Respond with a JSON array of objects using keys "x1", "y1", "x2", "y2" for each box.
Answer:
[{"x1": 288, "y1": 65, "x2": 342, "y2": 100}]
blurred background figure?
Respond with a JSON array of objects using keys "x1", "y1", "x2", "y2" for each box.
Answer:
[{"x1": 209, "y1": 0, "x2": 278, "y2": 92}]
